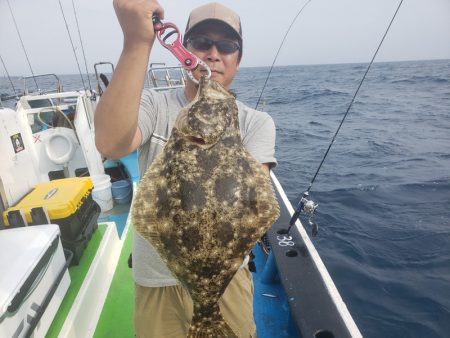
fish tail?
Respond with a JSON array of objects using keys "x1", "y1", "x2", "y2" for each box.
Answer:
[{"x1": 187, "y1": 313, "x2": 237, "y2": 338}]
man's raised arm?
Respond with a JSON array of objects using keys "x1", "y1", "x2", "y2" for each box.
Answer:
[{"x1": 94, "y1": 0, "x2": 164, "y2": 159}]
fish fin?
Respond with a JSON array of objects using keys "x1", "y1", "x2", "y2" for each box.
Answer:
[{"x1": 187, "y1": 316, "x2": 237, "y2": 338}]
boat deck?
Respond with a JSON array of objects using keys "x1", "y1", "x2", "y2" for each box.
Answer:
[
  {"x1": 44, "y1": 205, "x2": 299, "y2": 337},
  {"x1": 46, "y1": 224, "x2": 108, "y2": 337},
  {"x1": 93, "y1": 220, "x2": 133, "y2": 337},
  {"x1": 92, "y1": 226, "x2": 298, "y2": 338},
  {"x1": 39, "y1": 153, "x2": 360, "y2": 337}
]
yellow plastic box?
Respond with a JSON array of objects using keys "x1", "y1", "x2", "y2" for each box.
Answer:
[{"x1": 3, "y1": 178, "x2": 98, "y2": 240}]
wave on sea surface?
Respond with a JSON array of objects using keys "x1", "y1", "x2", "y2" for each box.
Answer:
[
  {"x1": 264, "y1": 60, "x2": 450, "y2": 338},
  {"x1": 303, "y1": 179, "x2": 450, "y2": 338}
]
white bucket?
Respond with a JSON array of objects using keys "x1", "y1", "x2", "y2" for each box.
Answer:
[{"x1": 90, "y1": 174, "x2": 113, "y2": 212}]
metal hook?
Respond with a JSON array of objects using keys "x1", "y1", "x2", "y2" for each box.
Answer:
[
  {"x1": 186, "y1": 59, "x2": 211, "y2": 84},
  {"x1": 152, "y1": 14, "x2": 211, "y2": 84}
]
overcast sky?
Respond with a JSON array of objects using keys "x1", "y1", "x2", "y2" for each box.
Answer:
[{"x1": 1, "y1": 0, "x2": 449, "y2": 76}]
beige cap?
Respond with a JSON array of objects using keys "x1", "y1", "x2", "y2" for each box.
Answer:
[{"x1": 184, "y1": 2, "x2": 242, "y2": 41}]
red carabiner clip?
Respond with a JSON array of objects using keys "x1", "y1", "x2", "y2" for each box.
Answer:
[{"x1": 152, "y1": 14, "x2": 198, "y2": 70}]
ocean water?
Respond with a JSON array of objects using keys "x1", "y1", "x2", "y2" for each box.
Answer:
[
  {"x1": 234, "y1": 59, "x2": 450, "y2": 338},
  {"x1": 1, "y1": 59, "x2": 449, "y2": 337}
]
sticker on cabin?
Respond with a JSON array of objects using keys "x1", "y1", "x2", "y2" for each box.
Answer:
[{"x1": 11, "y1": 133, "x2": 25, "y2": 153}]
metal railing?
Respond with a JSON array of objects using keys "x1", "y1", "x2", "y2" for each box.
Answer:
[
  {"x1": 147, "y1": 63, "x2": 186, "y2": 90},
  {"x1": 22, "y1": 73, "x2": 62, "y2": 96}
]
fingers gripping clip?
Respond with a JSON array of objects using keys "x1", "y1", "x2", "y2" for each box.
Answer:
[{"x1": 152, "y1": 14, "x2": 211, "y2": 84}]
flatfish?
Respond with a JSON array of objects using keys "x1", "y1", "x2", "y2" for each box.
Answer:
[{"x1": 132, "y1": 78, "x2": 279, "y2": 337}]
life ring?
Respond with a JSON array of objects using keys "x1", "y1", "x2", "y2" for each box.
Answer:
[{"x1": 45, "y1": 132, "x2": 75, "y2": 165}]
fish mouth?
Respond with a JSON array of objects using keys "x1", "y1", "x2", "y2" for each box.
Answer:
[{"x1": 187, "y1": 136, "x2": 206, "y2": 145}]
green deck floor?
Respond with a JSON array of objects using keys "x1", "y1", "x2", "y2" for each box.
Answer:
[
  {"x1": 93, "y1": 225, "x2": 134, "y2": 337},
  {"x1": 46, "y1": 224, "x2": 107, "y2": 337}
]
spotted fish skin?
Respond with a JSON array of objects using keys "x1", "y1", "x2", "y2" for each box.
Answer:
[{"x1": 132, "y1": 78, "x2": 279, "y2": 337}]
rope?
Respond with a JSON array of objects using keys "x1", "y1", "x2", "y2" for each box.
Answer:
[
  {"x1": 305, "y1": 0, "x2": 405, "y2": 194},
  {"x1": 71, "y1": 0, "x2": 92, "y2": 92},
  {"x1": 58, "y1": 0, "x2": 87, "y2": 90},
  {"x1": 6, "y1": 0, "x2": 38, "y2": 90},
  {"x1": 255, "y1": 0, "x2": 313, "y2": 110},
  {"x1": 37, "y1": 106, "x2": 81, "y2": 144}
]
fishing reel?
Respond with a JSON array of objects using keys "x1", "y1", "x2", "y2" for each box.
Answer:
[
  {"x1": 301, "y1": 192, "x2": 318, "y2": 215},
  {"x1": 301, "y1": 192, "x2": 319, "y2": 236},
  {"x1": 288, "y1": 191, "x2": 319, "y2": 237}
]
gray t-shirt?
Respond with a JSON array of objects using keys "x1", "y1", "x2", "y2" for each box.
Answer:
[{"x1": 133, "y1": 87, "x2": 277, "y2": 287}]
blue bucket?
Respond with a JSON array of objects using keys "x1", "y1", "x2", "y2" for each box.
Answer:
[{"x1": 111, "y1": 180, "x2": 132, "y2": 204}]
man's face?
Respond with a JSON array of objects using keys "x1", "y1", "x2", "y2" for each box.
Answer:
[{"x1": 186, "y1": 22, "x2": 241, "y2": 89}]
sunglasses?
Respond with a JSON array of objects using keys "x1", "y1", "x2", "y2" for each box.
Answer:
[{"x1": 187, "y1": 36, "x2": 240, "y2": 54}]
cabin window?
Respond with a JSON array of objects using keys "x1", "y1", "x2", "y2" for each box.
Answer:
[
  {"x1": 28, "y1": 105, "x2": 76, "y2": 134},
  {"x1": 27, "y1": 98, "x2": 53, "y2": 108}
]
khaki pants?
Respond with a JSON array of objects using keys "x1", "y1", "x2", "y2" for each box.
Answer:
[{"x1": 134, "y1": 266, "x2": 257, "y2": 338}]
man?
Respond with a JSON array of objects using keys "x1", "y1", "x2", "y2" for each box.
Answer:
[{"x1": 95, "y1": 1, "x2": 277, "y2": 337}]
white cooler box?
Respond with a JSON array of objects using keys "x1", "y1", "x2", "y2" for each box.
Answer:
[{"x1": 0, "y1": 224, "x2": 71, "y2": 338}]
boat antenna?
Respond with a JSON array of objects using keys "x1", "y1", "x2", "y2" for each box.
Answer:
[
  {"x1": 0, "y1": 54, "x2": 18, "y2": 97},
  {"x1": 286, "y1": 0, "x2": 405, "y2": 236},
  {"x1": 255, "y1": 0, "x2": 313, "y2": 110},
  {"x1": 70, "y1": 0, "x2": 93, "y2": 92},
  {"x1": 6, "y1": 0, "x2": 38, "y2": 90},
  {"x1": 58, "y1": 0, "x2": 87, "y2": 91}
]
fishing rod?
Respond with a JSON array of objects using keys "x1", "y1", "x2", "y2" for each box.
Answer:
[
  {"x1": 286, "y1": 0, "x2": 405, "y2": 236},
  {"x1": 6, "y1": 0, "x2": 38, "y2": 90},
  {"x1": 255, "y1": 0, "x2": 313, "y2": 110},
  {"x1": 0, "y1": 54, "x2": 18, "y2": 99},
  {"x1": 70, "y1": 0, "x2": 93, "y2": 92},
  {"x1": 58, "y1": 0, "x2": 87, "y2": 91}
]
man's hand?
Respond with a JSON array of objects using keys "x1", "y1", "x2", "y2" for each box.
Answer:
[
  {"x1": 113, "y1": 0, "x2": 164, "y2": 49},
  {"x1": 95, "y1": 1, "x2": 164, "y2": 158},
  {"x1": 261, "y1": 163, "x2": 271, "y2": 175}
]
